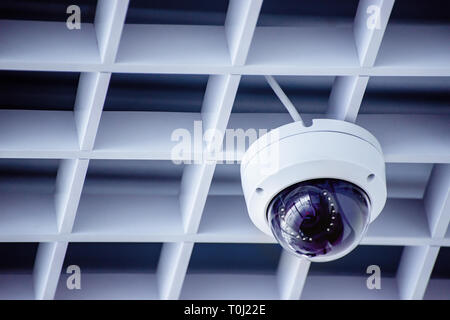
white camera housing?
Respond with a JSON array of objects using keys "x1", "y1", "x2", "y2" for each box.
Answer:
[{"x1": 240, "y1": 119, "x2": 387, "y2": 262}]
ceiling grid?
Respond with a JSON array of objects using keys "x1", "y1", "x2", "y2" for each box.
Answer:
[{"x1": 0, "y1": 0, "x2": 448, "y2": 300}]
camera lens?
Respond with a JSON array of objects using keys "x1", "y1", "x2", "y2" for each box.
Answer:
[{"x1": 267, "y1": 179, "x2": 370, "y2": 260}]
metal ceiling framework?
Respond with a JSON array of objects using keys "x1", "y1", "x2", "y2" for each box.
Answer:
[{"x1": 0, "y1": 0, "x2": 449, "y2": 300}]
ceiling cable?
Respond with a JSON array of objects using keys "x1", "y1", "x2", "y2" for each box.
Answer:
[{"x1": 264, "y1": 75, "x2": 304, "y2": 124}]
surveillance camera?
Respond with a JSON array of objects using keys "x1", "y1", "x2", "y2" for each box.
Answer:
[{"x1": 240, "y1": 119, "x2": 387, "y2": 262}]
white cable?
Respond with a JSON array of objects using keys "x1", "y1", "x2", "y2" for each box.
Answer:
[{"x1": 264, "y1": 75, "x2": 303, "y2": 124}]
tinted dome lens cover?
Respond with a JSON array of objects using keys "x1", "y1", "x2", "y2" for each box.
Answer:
[{"x1": 267, "y1": 179, "x2": 371, "y2": 260}]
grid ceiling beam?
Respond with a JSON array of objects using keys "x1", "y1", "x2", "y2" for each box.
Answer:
[
  {"x1": 354, "y1": 0, "x2": 395, "y2": 67},
  {"x1": 397, "y1": 246, "x2": 440, "y2": 300},
  {"x1": 2, "y1": 61, "x2": 450, "y2": 76},
  {"x1": 327, "y1": 0, "x2": 394, "y2": 122},
  {"x1": 179, "y1": 163, "x2": 217, "y2": 234},
  {"x1": 94, "y1": 0, "x2": 129, "y2": 64},
  {"x1": 176, "y1": 0, "x2": 260, "y2": 236},
  {"x1": 33, "y1": 242, "x2": 68, "y2": 300},
  {"x1": 1, "y1": 234, "x2": 450, "y2": 247},
  {"x1": 54, "y1": 159, "x2": 89, "y2": 234},
  {"x1": 396, "y1": 166, "x2": 449, "y2": 300},
  {"x1": 327, "y1": 76, "x2": 369, "y2": 122},
  {"x1": 1, "y1": 17, "x2": 449, "y2": 76},
  {"x1": 157, "y1": 242, "x2": 194, "y2": 300},
  {"x1": 424, "y1": 164, "x2": 450, "y2": 238},
  {"x1": 1, "y1": 112, "x2": 448, "y2": 163},
  {"x1": 277, "y1": 252, "x2": 311, "y2": 300},
  {"x1": 74, "y1": 72, "x2": 111, "y2": 150},
  {"x1": 225, "y1": 0, "x2": 263, "y2": 66}
]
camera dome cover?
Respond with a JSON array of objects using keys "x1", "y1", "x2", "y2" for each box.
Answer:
[{"x1": 267, "y1": 179, "x2": 370, "y2": 260}]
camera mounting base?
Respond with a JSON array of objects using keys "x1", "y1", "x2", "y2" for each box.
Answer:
[{"x1": 240, "y1": 119, "x2": 387, "y2": 238}]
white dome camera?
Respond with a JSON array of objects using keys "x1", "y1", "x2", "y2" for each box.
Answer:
[{"x1": 240, "y1": 119, "x2": 387, "y2": 262}]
